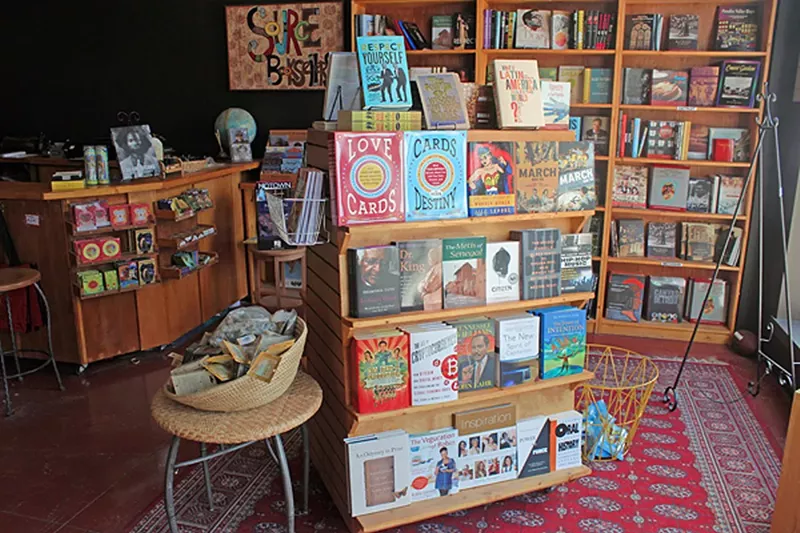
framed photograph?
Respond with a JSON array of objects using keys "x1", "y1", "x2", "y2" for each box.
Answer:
[{"x1": 110, "y1": 125, "x2": 160, "y2": 180}]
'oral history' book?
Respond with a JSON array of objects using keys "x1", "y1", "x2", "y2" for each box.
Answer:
[
  {"x1": 345, "y1": 430, "x2": 411, "y2": 516},
  {"x1": 416, "y1": 73, "x2": 471, "y2": 130},
  {"x1": 404, "y1": 324, "x2": 459, "y2": 405},
  {"x1": 351, "y1": 330, "x2": 411, "y2": 413},
  {"x1": 492, "y1": 60, "x2": 545, "y2": 129},
  {"x1": 356, "y1": 36, "x2": 412, "y2": 110},
  {"x1": 453, "y1": 318, "x2": 496, "y2": 393},
  {"x1": 559, "y1": 233, "x2": 593, "y2": 293},
  {"x1": 486, "y1": 241, "x2": 520, "y2": 304},
  {"x1": 409, "y1": 428, "x2": 460, "y2": 502},
  {"x1": 551, "y1": 410, "x2": 583, "y2": 470},
  {"x1": 515, "y1": 141, "x2": 559, "y2": 213},
  {"x1": 442, "y1": 237, "x2": 487, "y2": 308},
  {"x1": 397, "y1": 239, "x2": 443, "y2": 312},
  {"x1": 348, "y1": 245, "x2": 401, "y2": 317},
  {"x1": 334, "y1": 132, "x2": 404, "y2": 226},
  {"x1": 511, "y1": 228, "x2": 561, "y2": 300},
  {"x1": 495, "y1": 313, "x2": 539, "y2": 388},
  {"x1": 467, "y1": 142, "x2": 516, "y2": 216},
  {"x1": 537, "y1": 306, "x2": 586, "y2": 379},
  {"x1": 404, "y1": 131, "x2": 467, "y2": 221},
  {"x1": 556, "y1": 142, "x2": 596, "y2": 211}
]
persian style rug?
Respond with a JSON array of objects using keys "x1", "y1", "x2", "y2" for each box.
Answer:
[{"x1": 129, "y1": 356, "x2": 781, "y2": 533}]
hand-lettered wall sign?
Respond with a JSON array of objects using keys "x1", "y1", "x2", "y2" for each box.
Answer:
[{"x1": 226, "y1": 3, "x2": 343, "y2": 90}]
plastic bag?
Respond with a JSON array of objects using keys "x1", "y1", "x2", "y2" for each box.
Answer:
[{"x1": 207, "y1": 306, "x2": 273, "y2": 348}]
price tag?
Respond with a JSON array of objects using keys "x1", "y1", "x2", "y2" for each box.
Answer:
[
  {"x1": 24, "y1": 214, "x2": 39, "y2": 227},
  {"x1": 676, "y1": 106, "x2": 697, "y2": 112},
  {"x1": 661, "y1": 261, "x2": 683, "y2": 268}
]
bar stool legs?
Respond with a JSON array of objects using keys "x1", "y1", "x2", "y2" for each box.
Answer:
[
  {"x1": 273, "y1": 434, "x2": 295, "y2": 533},
  {"x1": 0, "y1": 334, "x2": 10, "y2": 417},
  {"x1": 5, "y1": 296, "x2": 22, "y2": 381},
  {"x1": 199, "y1": 442, "x2": 215, "y2": 512},
  {"x1": 301, "y1": 424, "x2": 310, "y2": 514},
  {"x1": 33, "y1": 282, "x2": 64, "y2": 392}
]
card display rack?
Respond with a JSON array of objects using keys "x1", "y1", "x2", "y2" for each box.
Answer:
[
  {"x1": 155, "y1": 195, "x2": 218, "y2": 281},
  {"x1": 156, "y1": 224, "x2": 217, "y2": 250}
]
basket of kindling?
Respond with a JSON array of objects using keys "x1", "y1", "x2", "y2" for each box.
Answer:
[{"x1": 164, "y1": 315, "x2": 307, "y2": 412}]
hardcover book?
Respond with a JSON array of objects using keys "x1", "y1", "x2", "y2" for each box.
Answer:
[
  {"x1": 716, "y1": 60, "x2": 761, "y2": 108},
  {"x1": 356, "y1": 36, "x2": 412, "y2": 110},
  {"x1": 560, "y1": 233, "x2": 593, "y2": 293},
  {"x1": 454, "y1": 404, "x2": 518, "y2": 489},
  {"x1": 552, "y1": 11, "x2": 571, "y2": 49},
  {"x1": 557, "y1": 142, "x2": 596, "y2": 211},
  {"x1": 510, "y1": 228, "x2": 561, "y2": 300},
  {"x1": 569, "y1": 117, "x2": 582, "y2": 140},
  {"x1": 586, "y1": 68, "x2": 613, "y2": 104},
  {"x1": 688, "y1": 66, "x2": 720, "y2": 107},
  {"x1": 550, "y1": 411, "x2": 583, "y2": 470},
  {"x1": 686, "y1": 279, "x2": 728, "y2": 324},
  {"x1": 650, "y1": 69, "x2": 689, "y2": 105},
  {"x1": 538, "y1": 306, "x2": 586, "y2": 379},
  {"x1": 707, "y1": 128, "x2": 750, "y2": 162},
  {"x1": 684, "y1": 223, "x2": 718, "y2": 262},
  {"x1": 626, "y1": 14, "x2": 656, "y2": 50},
  {"x1": 409, "y1": 428, "x2": 460, "y2": 501},
  {"x1": 605, "y1": 273, "x2": 646, "y2": 322},
  {"x1": 515, "y1": 141, "x2": 559, "y2": 213},
  {"x1": 351, "y1": 330, "x2": 411, "y2": 413},
  {"x1": 404, "y1": 324, "x2": 459, "y2": 405},
  {"x1": 486, "y1": 241, "x2": 520, "y2": 304},
  {"x1": 492, "y1": 60, "x2": 545, "y2": 128},
  {"x1": 404, "y1": 131, "x2": 468, "y2": 221},
  {"x1": 687, "y1": 177, "x2": 714, "y2": 212},
  {"x1": 716, "y1": 176, "x2": 745, "y2": 215},
  {"x1": 345, "y1": 430, "x2": 411, "y2": 516},
  {"x1": 645, "y1": 276, "x2": 686, "y2": 323},
  {"x1": 622, "y1": 68, "x2": 652, "y2": 105},
  {"x1": 617, "y1": 219, "x2": 645, "y2": 257},
  {"x1": 582, "y1": 116, "x2": 610, "y2": 156},
  {"x1": 398, "y1": 239, "x2": 443, "y2": 312},
  {"x1": 647, "y1": 222, "x2": 678, "y2": 258},
  {"x1": 516, "y1": 416, "x2": 551, "y2": 478},
  {"x1": 452, "y1": 12, "x2": 476, "y2": 49},
  {"x1": 688, "y1": 124, "x2": 710, "y2": 160},
  {"x1": 667, "y1": 14, "x2": 699, "y2": 50},
  {"x1": 467, "y1": 142, "x2": 516, "y2": 216},
  {"x1": 348, "y1": 245, "x2": 401, "y2": 317},
  {"x1": 514, "y1": 10, "x2": 551, "y2": 49},
  {"x1": 611, "y1": 165, "x2": 649, "y2": 208},
  {"x1": 557, "y1": 66, "x2": 585, "y2": 104},
  {"x1": 431, "y1": 16, "x2": 454, "y2": 50},
  {"x1": 495, "y1": 314, "x2": 539, "y2": 388},
  {"x1": 453, "y1": 318, "x2": 497, "y2": 392},
  {"x1": 646, "y1": 121, "x2": 679, "y2": 159},
  {"x1": 715, "y1": 5, "x2": 759, "y2": 52},
  {"x1": 539, "y1": 67, "x2": 558, "y2": 82},
  {"x1": 541, "y1": 81, "x2": 571, "y2": 130},
  {"x1": 442, "y1": 237, "x2": 487, "y2": 308},
  {"x1": 416, "y1": 73, "x2": 470, "y2": 129},
  {"x1": 334, "y1": 132, "x2": 404, "y2": 226},
  {"x1": 648, "y1": 165, "x2": 689, "y2": 210}
]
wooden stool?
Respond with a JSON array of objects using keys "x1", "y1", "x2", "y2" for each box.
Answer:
[
  {"x1": 151, "y1": 371, "x2": 322, "y2": 533},
  {"x1": 248, "y1": 246, "x2": 307, "y2": 311},
  {"x1": 0, "y1": 267, "x2": 64, "y2": 416}
]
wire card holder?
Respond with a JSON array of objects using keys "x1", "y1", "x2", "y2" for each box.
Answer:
[{"x1": 266, "y1": 194, "x2": 328, "y2": 246}]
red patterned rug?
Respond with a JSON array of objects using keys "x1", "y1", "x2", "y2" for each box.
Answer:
[{"x1": 129, "y1": 356, "x2": 782, "y2": 533}]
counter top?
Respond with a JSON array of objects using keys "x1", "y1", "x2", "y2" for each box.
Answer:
[{"x1": 0, "y1": 162, "x2": 259, "y2": 201}]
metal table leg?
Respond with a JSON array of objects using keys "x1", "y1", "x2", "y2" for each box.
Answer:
[
  {"x1": 33, "y1": 282, "x2": 63, "y2": 391},
  {"x1": 164, "y1": 436, "x2": 181, "y2": 533},
  {"x1": 200, "y1": 443, "x2": 215, "y2": 512},
  {"x1": 301, "y1": 424, "x2": 310, "y2": 514},
  {"x1": 273, "y1": 434, "x2": 295, "y2": 533},
  {"x1": 0, "y1": 332, "x2": 10, "y2": 416},
  {"x1": 5, "y1": 295, "x2": 22, "y2": 382}
]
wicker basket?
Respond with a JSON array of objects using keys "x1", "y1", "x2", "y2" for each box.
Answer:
[{"x1": 164, "y1": 318, "x2": 307, "y2": 412}]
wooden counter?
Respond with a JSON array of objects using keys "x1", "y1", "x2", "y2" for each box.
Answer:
[{"x1": 0, "y1": 163, "x2": 258, "y2": 365}]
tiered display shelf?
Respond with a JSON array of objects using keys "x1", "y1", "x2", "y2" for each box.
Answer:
[
  {"x1": 348, "y1": 0, "x2": 778, "y2": 343},
  {"x1": 155, "y1": 198, "x2": 218, "y2": 280},
  {"x1": 306, "y1": 128, "x2": 594, "y2": 532}
]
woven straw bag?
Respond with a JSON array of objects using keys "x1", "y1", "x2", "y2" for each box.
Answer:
[{"x1": 164, "y1": 318, "x2": 307, "y2": 412}]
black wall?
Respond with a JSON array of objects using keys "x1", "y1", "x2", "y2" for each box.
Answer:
[{"x1": 0, "y1": 2, "x2": 329, "y2": 157}]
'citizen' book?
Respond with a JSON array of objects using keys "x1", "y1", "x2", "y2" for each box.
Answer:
[{"x1": 486, "y1": 241, "x2": 520, "y2": 304}]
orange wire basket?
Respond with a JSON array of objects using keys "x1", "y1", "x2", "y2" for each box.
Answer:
[{"x1": 576, "y1": 345, "x2": 659, "y2": 462}]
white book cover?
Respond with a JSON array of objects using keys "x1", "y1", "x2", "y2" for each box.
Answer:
[
  {"x1": 492, "y1": 60, "x2": 545, "y2": 129},
  {"x1": 345, "y1": 430, "x2": 411, "y2": 517},
  {"x1": 716, "y1": 176, "x2": 744, "y2": 215},
  {"x1": 550, "y1": 410, "x2": 583, "y2": 471},
  {"x1": 515, "y1": 10, "x2": 551, "y2": 49},
  {"x1": 517, "y1": 416, "x2": 551, "y2": 478},
  {"x1": 404, "y1": 325, "x2": 459, "y2": 405},
  {"x1": 409, "y1": 428, "x2": 460, "y2": 501},
  {"x1": 486, "y1": 241, "x2": 520, "y2": 304},
  {"x1": 541, "y1": 81, "x2": 571, "y2": 129},
  {"x1": 455, "y1": 425, "x2": 518, "y2": 489},
  {"x1": 495, "y1": 313, "x2": 539, "y2": 387}
]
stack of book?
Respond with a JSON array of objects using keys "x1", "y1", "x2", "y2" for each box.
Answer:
[
  {"x1": 483, "y1": 9, "x2": 616, "y2": 50},
  {"x1": 261, "y1": 144, "x2": 305, "y2": 173}
]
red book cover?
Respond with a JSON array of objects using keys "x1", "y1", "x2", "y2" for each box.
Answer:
[
  {"x1": 619, "y1": 113, "x2": 628, "y2": 158},
  {"x1": 334, "y1": 132, "x2": 404, "y2": 226},
  {"x1": 351, "y1": 331, "x2": 411, "y2": 413}
]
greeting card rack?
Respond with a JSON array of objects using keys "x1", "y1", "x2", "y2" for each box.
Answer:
[{"x1": 305, "y1": 128, "x2": 594, "y2": 532}]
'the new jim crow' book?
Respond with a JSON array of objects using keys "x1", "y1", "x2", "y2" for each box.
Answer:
[{"x1": 356, "y1": 36, "x2": 413, "y2": 110}]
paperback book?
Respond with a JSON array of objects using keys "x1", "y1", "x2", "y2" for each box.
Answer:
[
  {"x1": 557, "y1": 66, "x2": 585, "y2": 104},
  {"x1": 514, "y1": 10, "x2": 551, "y2": 49},
  {"x1": 606, "y1": 273, "x2": 645, "y2": 322},
  {"x1": 648, "y1": 165, "x2": 689, "y2": 210},
  {"x1": 645, "y1": 276, "x2": 686, "y2": 323},
  {"x1": 431, "y1": 16, "x2": 454, "y2": 50},
  {"x1": 397, "y1": 239, "x2": 443, "y2": 312},
  {"x1": 404, "y1": 131, "x2": 468, "y2": 221},
  {"x1": 515, "y1": 141, "x2": 559, "y2": 213},
  {"x1": 351, "y1": 330, "x2": 411, "y2": 413},
  {"x1": 541, "y1": 81, "x2": 571, "y2": 130},
  {"x1": 516, "y1": 416, "x2": 551, "y2": 478},
  {"x1": 582, "y1": 116, "x2": 610, "y2": 156},
  {"x1": 715, "y1": 5, "x2": 759, "y2": 52},
  {"x1": 617, "y1": 219, "x2": 645, "y2": 258},
  {"x1": 492, "y1": 60, "x2": 545, "y2": 128},
  {"x1": 716, "y1": 60, "x2": 761, "y2": 108},
  {"x1": 707, "y1": 128, "x2": 750, "y2": 162},
  {"x1": 467, "y1": 142, "x2": 516, "y2": 216},
  {"x1": 646, "y1": 121, "x2": 679, "y2": 159},
  {"x1": 551, "y1": 10, "x2": 570, "y2": 50},
  {"x1": 416, "y1": 73, "x2": 470, "y2": 129},
  {"x1": 550, "y1": 410, "x2": 583, "y2": 470},
  {"x1": 560, "y1": 233, "x2": 593, "y2": 293},
  {"x1": 454, "y1": 404, "x2": 518, "y2": 489},
  {"x1": 622, "y1": 68, "x2": 652, "y2": 105},
  {"x1": 626, "y1": 14, "x2": 657, "y2": 50},
  {"x1": 409, "y1": 428, "x2": 460, "y2": 501},
  {"x1": 453, "y1": 318, "x2": 497, "y2": 392},
  {"x1": 667, "y1": 14, "x2": 699, "y2": 50},
  {"x1": 687, "y1": 176, "x2": 715, "y2": 212},
  {"x1": 511, "y1": 228, "x2": 561, "y2": 299},
  {"x1": 537, "y1": 306, "x2": 586, "y2": 379},
  {"x1": 717, "y1": 176, "x2": 745, "y2": 215},
  {"x1": 647, "y1": 222, "x2": 678, "y2": 258},
  {"x1": 495, "y1": 313, "x2": 539, "y2": 388},
  {"x1": 650, "y1": 69, "x2": 689, "y2": 105},
  {"x1": 404, "y1": 324, "x2": 459, "y2": 405},
  {"x1": 442, "y1": 237, "x2": 487, "y2": 308},
  {"x1": 348, "y1": 245, "x2": 401, "y2": 317},
  {"x1": 686, "y1": 279, "x2": 728, "y2": 324},
  {"x1": 486, "y1": 241, "x2": 520, "y2": 304},
  {"x1": 356, "y1": 36, "x2": 412, "y2": 110},
  {"x1": 688, "y1": 124, "x2": 710, "y2": 161},
  {"x1": 611, "y1": 165, "x2": 648, "y2": 208},
  {"x1": 345, "y1": 430, "x2": 411, "y2": 516},
  {"x1": 584, "y1": 68, "x2": 613, "y2": 104},
  {"x1": 683, "y1": 222, "x2": 717, "y2": 262},
  {"x1": 688, "y1": 66, "x2": 720, "y2": 107},
  {"x1": 557, "y1": 141, "x2": 596, "y2": 211}
]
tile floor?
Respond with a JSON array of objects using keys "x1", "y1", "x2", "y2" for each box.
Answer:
[{"x1": 0, "y1": 334, "x2": 791, "y2": 533}]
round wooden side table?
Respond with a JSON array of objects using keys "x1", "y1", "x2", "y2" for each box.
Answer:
[
  {"x1": 247, "y1": 246, "x2": 307, "y2": 311},
  {"x1": 151, "y1": 370, "x2": 322, "y2": 533}
]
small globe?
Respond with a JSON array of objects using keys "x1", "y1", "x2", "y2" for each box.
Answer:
[{"x1": 214, "y1": 108, "x2": 257, "y2": 152}]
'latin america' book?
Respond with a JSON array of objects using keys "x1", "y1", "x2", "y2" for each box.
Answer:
[
  {"x1": 334, "y1": 132, "x2": 404, "y2": 226},
  {"x1": 356, "y1": 36, "x2": 412, "y2": 110},
  {"x1": 404, "y1": 131, "x2": 468, "y2": 221},
  {"x1": 536, "y1": 306, "x2": 586, "y2": 379},
  {"x1": 467, "y1": 142, "x2": 516, "y2": 217}
]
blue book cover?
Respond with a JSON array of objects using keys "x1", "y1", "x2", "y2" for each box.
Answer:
[
  {"x1": 589, "y1": 68, "x2": 613, "y2": 104},
  {"x1": 569, "y1": 117, "x2": 582, "y2": 141},
  {"x1": 404, "y1": 131, "x2": 468, "y2": 221},
  {"x1": 538, "y1": 307, "x2": 586, "y2": 379},
  {"x1": 356, "y1": 36, "x2": 412, "y2": 110}
]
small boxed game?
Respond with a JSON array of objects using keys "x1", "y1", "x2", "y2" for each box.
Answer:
[
  {"x1": 129, "y1": 203, "x2": 152, "y2": 226},
  {"x1": 92, "y1": 200, "x2": 111, "y2": 228},
  {"x1": 109, "y1": 204, "x2": 130, "y2": 228},
  {"x1": 103, "y1": 270, "x2": 119, "y2": 291},
  {"x1": 118, "y1": 261, "x2": 139, "y2": 289},
  {"x1": 78, "y1": 270, "x2": 104, "y2": 296},
  {"x1": 74, "y1": 239, "x2": 102, "y2": 264},
  {"x1": 72, "y1": 203, "x2": 96, "y2": 232},
  {"x1": 98, "y1": 237, "x2": 122, "y2": 260},
  {"x1": 134, "y1": 228, "x2": 155, "y2": 254},
  {"x1": 138, "y1": 258, "x2": 158, "y2": 285}
]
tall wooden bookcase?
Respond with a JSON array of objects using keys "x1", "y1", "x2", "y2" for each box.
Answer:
[
  {"x1": 305, "y1": 129, "x2": 595, "y2": 532},
  {"x1": 349, "y1": 0, "x2": 779, "y2": 343}
]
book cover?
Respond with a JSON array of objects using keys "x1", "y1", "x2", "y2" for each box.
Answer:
[
  {"x1": 356, "y1": 36, "x2": 412, "y2": 110},
  {"x1": 645, "y1": 276, "x2": 686, "y2": 323},
  {"x1": 587, "y1": 68, "x2": 613, "y2": 104},
  {"x1": 453, "y1": 318, "x2": 497, "y2": 392},
  {"x1": 560, "y1": 233, "x2": 593, "y2": 293},
  {"x1": 647, "y1": 222, "x2": 678, "y2": 258},
  {"x1": 351, "y1": 331, "x2": 411, "y2": 413},
  {"x1": 486, "y1": 241, "x2": 520, "y2": 304},
  {"x1": 516, "y1": 416, "x2": 550, "y2": 478},
  {"x1": 622, "y1": 68, "x2": 652, "y2": 105},
  {"x1": 409, "y1": 428, "x2": 460, "y2": 501},
  {"x1": 493, "y1": 60, "x2": 545, "y2": 128},
  {"x1": 626, "y1": 14, "x2": 656, "y2": 50},
  {"x1": 557, "y1": 141, "x2": 596, "y2": 211},
  {"x1": 348, "y1": 245, "x2": 401, "y2": 317},
  {"x1": 495, "y1": 314, "x2": 539, "y2": 388},
  {"x1": 452, "y1": 12, "x2": 476, "y2": 50},
  {"x1": 646, "y1": 121, "x2": 678, "y2": 159},
  {"x1": 511, "y1": 228, "x2": 561, "y2": 300},
  {"x1": 716, "y1": 60, "x2": 761, "y2": 108},
  {"x1": 323, "y1": 52, "x2": 361, "y2": 122},
  {"x1": 589, "y1": 213, "x2": 604, "y2": 256},
  {"x1": 514, "y1": 10, "x2": 551, "y2": 49},
  {"x1": 688, "y1": 124, "x2": 710, "y2": 160},
  {"x1": 515, "y1": 141, "x2": 559, "y2": 213},
  {"x1": 404, "y1": 131, "x2": 467, "y2": 221},
  {"x1": 605, "y1": 273, "x2": 646, "y2": 322},
  {"x1": 442, "y1": 237, "x2": 487, "y2": 308},
  {"x1": 611, "y1": 165, "x2": 648, "y2": 208},
  {"x1": 582, "y1": 116, "x2": 610, "y2": 156},
  {"x1": 707, "y1": 128, "x2": 750, "y2": 162},
  {"x1": 416, "y1": 73, "x2": 470, "y2": 129},
  {"x1": 715, "y1": 5, "x2": 759, "y2": 52},
  {"x1": 552, "y1": 11, "x2": 571, "y2": 50},
  {"x1": 717, "y1": 176, "x2": 745, "y2": 215},
  {"x1": 334, "y1": 132, "x2": 404, "y2": 226},
  {"x1": 550, "y1": 410, "x2": 583, "y2": 470},
  {"x1": 667, "y1": 14, "x2": 699, "y2": 50},
  {"x1": 454, "y1": 404, "x2": 518, "y2": 489},
  {"x1": 541, "y1": 81, "x2": 571, "y2": 130},
  {"x1": 687, "y1": 279, "x2": 728, "y2": 324},
  {"x1": 617, "y1": 219, "x2": 645, "y2": 257},
  {"x1": 538, "y1": 307, "x2": 586, "y2": 379},
  {"x1": 467, "y1": 142, "x2": 516, "y2": 216},
  {"x1": 345, "y1": 430, "x2": 411, "y2": 516},
  {"x1": 431, "y1": 16, "x2": 454, "y2": 50},
  {"x1": 687, "y1": 177, "x2": 714, "y2": 212},
  {"x1": 405, "y1": 324, "x2": 459, "y2": 405},
  {"x1": 398, "y1": 239, "x2": 443, "y2": 312},
  {"x1": 651, "y1": 69, "x2": 689, "y2": 105},
  {"x1": 688, "y1": 66, "x2": 720, "y2": 107},
  {"x1": 538, "y1": 67, "x2": 558, "y2": 82},
  {"x1": 648, "y1": 165, "x2": 689, "y2": 210},
  {"x1": 684, "y1": 222, "x2": 718, "y2": 262},
  {"x1": 557, "y1": 66, "x2": 585, "y2": 104},
  {"x1": 569, "y1": 117, "x2": 582, "y2": 140}
]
